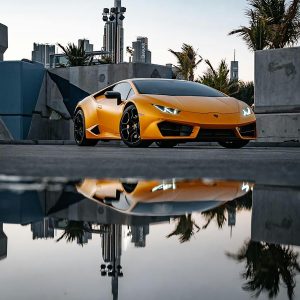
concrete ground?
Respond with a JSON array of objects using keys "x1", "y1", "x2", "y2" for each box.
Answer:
[{"x1": 0, "y1": 144, "x2": 299, "y2": 187}]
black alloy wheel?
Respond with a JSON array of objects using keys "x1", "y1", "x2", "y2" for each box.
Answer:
[
  {"x1": 120, "y1": 105, "x2": 152, "y2": 148},
  {"x1": 155, "y1": 141, "x2": 178, "y2": 148},
  {"x1": 74, "y1": 110, "x2": 98, "y2": 146},
  {"x1": 218, "y1": 140, "x2": 249, "y2": 149}
]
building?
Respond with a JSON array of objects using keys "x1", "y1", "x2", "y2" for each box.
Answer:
[
  {"x1": 32, "y1": 43, "x2": 55, "y2": 68},
  {"x1": 78, "y1": 39, "x2": 93, "y2": 52},
  {"x1": 102, "y1": 0, "x2": 124, "y2": 63},
  {"x1": 230, "y1": 50, "x2": 239, "y2": 81},
  {"x1": 0, "y1": 23, "x2": 8, "y2": 61},
  {"x1": 132, "y1": 36, "x2": 151, "y2": 64},
  {"x1": 31, "y1": 218, "x2": 55, "y2": 239},
  {"x1": 130, "y1": 225, "x2": 149, "y2": 247}
]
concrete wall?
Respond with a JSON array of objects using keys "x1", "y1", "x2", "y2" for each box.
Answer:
[
  {"x1": 0, "y1": 61, "x2": 45, "y2": 139},
  {"x1": 0, "y1": 117, "x2": 12, "y2": 140},
  {"x1": 251, "y1": 186, "x2": 300, "y2": 246},
  {"x1": 0, "y1": 23, "x2": 8, "y2": 61},
  {"x1": 255, "y1": 47, "x2": 300, "y2": 142}
]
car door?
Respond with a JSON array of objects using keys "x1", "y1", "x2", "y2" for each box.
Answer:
[{"x1": 96, "y1": 82, "x2": 132, "y2": 137}]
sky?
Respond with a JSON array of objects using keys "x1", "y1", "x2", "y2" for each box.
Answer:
[{"x1": 1, "y1": 0, "x2": 263, "y2": 81}]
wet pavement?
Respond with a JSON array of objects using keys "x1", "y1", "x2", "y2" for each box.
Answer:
[
  {"x1": 0, "y1": 144, "x2": 300, "y2": 185},
  {"x1": 0, "y1": 175, "x2": 300, "y2": 300}
]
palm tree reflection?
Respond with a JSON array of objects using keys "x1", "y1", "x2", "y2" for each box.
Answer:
[
  {"x1": 167, "y1": 191, "x2": 253, "y2": 243},
  {"x1": 167, "y1": 214, "x2": 200, "y2": 243},
  {"x1": 227, "y1": 240, "x2": 300, "y2": 300},
  {"x1": 56, "y1": 221, "x2": 91, "y2": 246},
  {"x1": 202, "y1": 191, "x2": 252, "y2": 229}
]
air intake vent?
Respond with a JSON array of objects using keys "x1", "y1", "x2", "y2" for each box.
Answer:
[
  {"x1": 158, "y1": 122, "x2": 193, "y2": 137},
  {"x1": 91, "y1": 125, "x2": 100, "y2": 135},
  {"x1": 239, "y1": 123, "x2": 256, "y2": 138}
]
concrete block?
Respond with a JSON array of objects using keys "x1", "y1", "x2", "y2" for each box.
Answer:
[
  {"x1": 0, "y1": 61, "x2": 44, "y2": 115},
  {"x1": 252, "y1": 186, "x2": 300, "y2": 246},
  {"x1": 256, "y1": 113, "x2": 300, "y2": 142},
  {"x1": 255, "y1": 47, "x2": 300, "y2": 113},
  {"x1": 1, "y1": 115, "x2": 32, "y2": 140},
  {"x1": 0, "y1": 116, "x2": 12, "y2": 140},
  {"x1": 27, "y1": 113, "x2": 73, "y2": 140}
]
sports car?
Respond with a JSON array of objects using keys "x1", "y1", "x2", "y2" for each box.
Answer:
[
  {"x1": 76, "y1": 178, "x2": 252, "y2": 216},
  {"x1": 74, "y1": 79, "x2": 256, "y2": 148}
]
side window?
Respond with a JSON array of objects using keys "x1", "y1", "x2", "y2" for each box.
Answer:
[
  {"x1": 113, "y1": 83, "x2": 131, "y2": 100},
  {"x1": 127, "y1": 88, "x2": 135, "y2": 99}
]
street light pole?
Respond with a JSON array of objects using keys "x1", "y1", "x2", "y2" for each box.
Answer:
[
  {"x1": 114, "y1": 9, "x2": 119, "y2": 64},
  {"x1": 102, "y1": 6, "x2": 126, "y2": 64}
]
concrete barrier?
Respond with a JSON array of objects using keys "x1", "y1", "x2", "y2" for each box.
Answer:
[
  {"x1": 252, "y1": 186, "x2": 300, "y2": 246},
  {"x1": 0, "y1": 117, "x2": 12, "y2": 140},
  {"x1": 255, "y1": 47, "x2": 300, "y2": 142}
]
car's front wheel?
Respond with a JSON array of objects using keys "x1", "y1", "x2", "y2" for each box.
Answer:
[
  {"x1": 218, "y1": 140, "x2": 249, "y2": 149},
  {"x1": 74, "y1": 109, "x2": 98, "y2": 146},
  {"x1": 120, "y1": 104, "x2": 152, "y2": 148}
]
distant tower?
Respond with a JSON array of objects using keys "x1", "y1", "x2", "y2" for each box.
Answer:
[
  {"x1": 31, "y1": 43, "x2": 55, "y2": 68},
  {"x1": 102, "y1": 0, "x2": 124, "y2": 63},
  {"x1": 0, "y1": 23, "x2": 8, "y2": 61},
  {"x1": 78, "y1": 39, "x2": 94, "y2": 52},
  {"x1": 132, "y1": 36, "x2": 151, "y2": 64},
  {"x1": 230, "y1": 50, "x2": 239, "y2": 81}
]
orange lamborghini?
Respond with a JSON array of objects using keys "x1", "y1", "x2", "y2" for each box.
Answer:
[
  {"x1": 76, "y1": 178, "x2": 252, "y2": 216},
  {"x1": 74, "y1": 79, "x2": 256, "y2": 148}
]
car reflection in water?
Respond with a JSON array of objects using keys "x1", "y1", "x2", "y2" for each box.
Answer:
[
  {"x1": 0, "y1": 177, "x2": 300, "y2": 300},
  {"x1": 76, "y1": 178, "x2": 252, "y2": 216}
]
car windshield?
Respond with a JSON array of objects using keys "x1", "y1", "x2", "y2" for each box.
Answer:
[{"x1": 133, "y1": 80, "x2": 225, "y2": 97}]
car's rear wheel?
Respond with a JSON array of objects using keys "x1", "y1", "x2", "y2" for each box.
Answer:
[
  {"x1": 156, "y1": 141, "x2": 178, "y2": 148},
  {"x1": 120, "y1": 105, "x2": 152, "y2": 148},
  {"x1": 74, "y1": 109, "x2": 98, "y2": 146},
  {"x1": 218, "y1": 140, "x2": 249, "y2": 149}
]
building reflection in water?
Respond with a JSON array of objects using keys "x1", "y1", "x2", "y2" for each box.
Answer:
[{"x1": 0, "y1": 177, "x2": 299, "y2": 299}]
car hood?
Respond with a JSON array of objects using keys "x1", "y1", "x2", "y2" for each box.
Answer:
[{"x1": 143, "y1": 95, "x2": 240, "y2": 113}]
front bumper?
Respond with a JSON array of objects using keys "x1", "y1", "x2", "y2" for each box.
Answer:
[{"x1": 139, "y1": 109, "x2": 257, "y2": 141}]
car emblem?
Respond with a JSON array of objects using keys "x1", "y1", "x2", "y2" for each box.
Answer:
[{"x1": 213, "y1": 114, "x2": 219, "y2": 118}]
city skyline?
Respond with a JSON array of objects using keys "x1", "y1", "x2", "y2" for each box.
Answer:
[{"x1": 1, "y1": 0, "x2": 300, "y2": 81}]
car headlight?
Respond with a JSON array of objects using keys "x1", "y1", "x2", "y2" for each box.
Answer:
[
  {"x1": 153, "y1": 104, "x2": 180, "y2": 115},
  {"x1": 242, "y1": 106, "x2": 252, "y2": 117}
]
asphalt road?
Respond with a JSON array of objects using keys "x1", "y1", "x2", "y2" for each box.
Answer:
[{"x1": 0, "y1": 144, "x2": 300, "y2": 187}]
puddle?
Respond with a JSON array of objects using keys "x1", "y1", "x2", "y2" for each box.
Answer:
[{"x1": 0, "y1": 176, "x2": 299, "y2": 300}]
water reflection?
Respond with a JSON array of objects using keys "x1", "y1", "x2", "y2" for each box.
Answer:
[
  {"x1": 227, "y1": 241, "x2": 300, "y2": 300},
  {"x1": 0, "y1": 177, "x2": 299, "y2": 300}
]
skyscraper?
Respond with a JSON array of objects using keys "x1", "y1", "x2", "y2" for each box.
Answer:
[
  {"x1": 102, "y1": 0, "x2": 124, "y2": 63},
  {"x1": 132, "y1": 36, "x2": 151, "y2": 64},
  {"x1": 230, "y1": 50, "x2": 239, "y2": 81},
  {"x1": 32, "y1": 43, "x2": 55, "y2": 68},
  {"x1": 78, "y1": 39, "x2": 94, "y2": 52}
]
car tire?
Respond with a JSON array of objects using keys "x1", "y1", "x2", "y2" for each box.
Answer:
[
  {"x1": 218, "y1": 140, "x2": 249, "y2": 149},
  {"x1": 74, "y1": 109, "x2": 98, "y2": 146},
  {"x1": 155, "y1": 141, "x2": 178, "y2": 148},
  {"x1": 120, "y1": 104, "x2": 152, "y2": 148}
]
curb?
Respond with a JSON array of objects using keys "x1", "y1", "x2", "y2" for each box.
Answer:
[{"x1": 0, "y1": 140, "x2": 299, "y2": 147}]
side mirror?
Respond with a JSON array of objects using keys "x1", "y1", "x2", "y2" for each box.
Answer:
[{"x1": 104, "y1": 91, "x2": 123, "y2": 105}]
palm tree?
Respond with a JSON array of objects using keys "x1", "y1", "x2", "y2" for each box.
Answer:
[
  {"x1": 169, "y1": 44, "x2": 202, "y2": 81},
  {"x1": 234, "y1": 81, "x2": 255, "y2": 106},
  {"x1": 58, "y1": 40, "x2": 93, "y2": 66},
  {"x1": 167, "y1": 214, "x2": 200, "y2": 243},
  {"x1": 227, "y1": 240, "x2": 300, "y2": 299},
  {"x1": 229, "y1": 0, "x2": 300, "y2": 50},
  {"x1": 198, "y1": 59, "x2": 239, "y2": 95}
]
